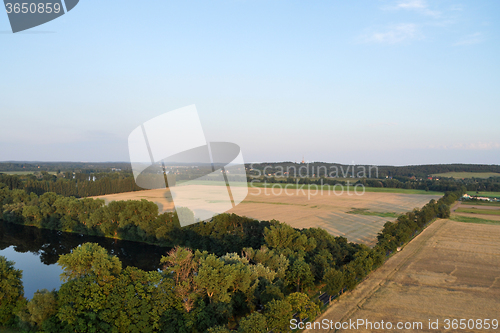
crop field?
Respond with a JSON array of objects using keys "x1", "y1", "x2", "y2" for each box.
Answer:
[
  {"x1": 449, "y1": 215, "x2": 500, "y2": 225},
  {"x1": 93, "y1": 186, "x2": 441, "y2": 246},
  {"x1": 452, "y1": 202, "x2": 500, "y2": 222},
  {"x1": 431, "y1": 171, "x2": 500, "y2": 179},
  {"x1": 307, "y1": 219, "x2": 500, "y2": 333},
  {"x1": 252, "y1": 182, "x2": 443, "y2": 195},
  {"x1": 455, "y1": 207, "x2": 500, "y2": 216}
]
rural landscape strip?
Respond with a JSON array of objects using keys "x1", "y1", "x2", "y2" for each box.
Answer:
[
  {"x1": 303, "y1": 218, "x2": 450, "y2": 333},
  {"x1": 0, "y1": 173, "x2": 461, "y2": 332}
]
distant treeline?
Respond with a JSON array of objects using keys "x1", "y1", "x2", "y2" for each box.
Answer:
[
  {"x1": 0, "y1": 172, "x2": 143, "y2": 198},
  {"x1": 249, "y1": 162, "x2": 500, "y2": 179},
  {"x1": 0, "y1": 162, "x2": 132, "y2": 173},
  {"x1": 252, "y1": 175, "x2": 500, "y2": 193},
  {"x1": 0, "y1": 174, "x2": 463, "y2": 332}
]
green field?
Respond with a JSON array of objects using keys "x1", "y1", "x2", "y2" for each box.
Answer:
[
  {"x1": 449, "y1": 214, "x2": 500, "y2": 225},
  {"x1": 461, "y1": 201, "x2": 500, "y2": 207},
  {"x1": 455, "y1": 208, "x2": 500, "y2": 216},
  {"x1": 252, "y1": 183, "x2": 443, "y2": 195},
  {"x1": 176, "y1": 180, "x2": 444, "y2": 195},
  {"x1": 347, "y1": 208, "x2": 399, "y2": 218},
  {"x1": 466, "y1": 191, "x2": 500, "y2": 198},
  {"x1": 431, "y1": 172, "x2": 500, "y2": 179}
]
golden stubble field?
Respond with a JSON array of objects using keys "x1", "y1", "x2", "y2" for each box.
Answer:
[
  {"x1": 307, "y1": 219, "x2": 500, "y2": 333},
  {"x1": 92, "y1": 186, "x2": 441, "y2": 246}
]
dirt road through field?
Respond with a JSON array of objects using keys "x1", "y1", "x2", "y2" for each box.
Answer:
[{"x1": 305, "y1": 219, "x2": 500, "y2": 332}]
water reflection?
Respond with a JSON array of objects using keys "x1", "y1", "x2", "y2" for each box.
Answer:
[{"x1": 0, "y1": 221, "x2": 171, "y2": 299}]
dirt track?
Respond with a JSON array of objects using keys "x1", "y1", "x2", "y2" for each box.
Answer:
[{"x1": 306, "y1": 219, "x2": 500, "y2": 332}]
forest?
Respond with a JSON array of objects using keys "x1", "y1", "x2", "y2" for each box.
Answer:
[
  {"x1": 250, "y1": 173, "x2": 499, "y2": 193},
  {"x1": 0, "y1": 173, "x2": 462, "y2": 332}
]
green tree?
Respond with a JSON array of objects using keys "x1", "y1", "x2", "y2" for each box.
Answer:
[
  {"x1": 17, "y1": 289, "x2": 57, "y2": 329},
  {"x1": 194, "y1": 255, "x2": 235, "y2": 303},
  {"x1": 286, "y1": 257, "x2": 314, "y2": 292},
  {"x1": 0, "y1": 256, "x2": 24, "y2": 325},
  {"x1": 264, "y1": 299, "x2": 293, "y2": 333},
  {"x1": 207, "y1": 325, "x2": 231, "y2": 333},
  {"x1": 57, "y1": 243, "x2": 122, "y2": 331},
  {"x1": 264, "y1": 224, "x2": 316, "y2": 254},
  {"x1": 324, "y1": 268, "x2": 344, "y2": 301},
  {"x1": 101, "y1": 267, "x2": 177, "y2": 333},
  {"x1": 285, "y1": 292, "x2": 320, "y2": 322},
  {"x1": 238, "y1": 311, "x2": 267, "y2": 333},
  {"x1": 58, "y1": 242, "x2": 122, "y2": 284}
]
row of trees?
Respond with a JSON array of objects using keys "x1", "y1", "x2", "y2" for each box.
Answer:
[{"x1": 249, "y1": 162, "x2": 500, "y2": 179}]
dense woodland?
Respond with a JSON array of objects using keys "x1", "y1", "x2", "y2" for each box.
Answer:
[
  {"x1": 0, "y1": 173, "x2": 462, "y2": 332},
  {"x1": 251, "y1": 174, "x2": 499, "y2": 193},
  {"x1": 0, "y1": 172, "x2": 143, "y2": 198}
]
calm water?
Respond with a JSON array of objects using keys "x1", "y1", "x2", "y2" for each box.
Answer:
[{"x1": 0, "y1": 221, "x2": 171, "y2": 299}]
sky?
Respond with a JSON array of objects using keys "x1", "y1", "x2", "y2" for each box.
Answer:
[{"x1": 1, "y1": 0, "x2": 499, "y2": 166}]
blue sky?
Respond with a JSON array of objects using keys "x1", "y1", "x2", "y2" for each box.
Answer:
[{"x1": 1, "y1": 0, "x2": 499, "y2": 165}]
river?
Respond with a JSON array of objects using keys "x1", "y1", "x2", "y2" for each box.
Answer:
[{"x1": 0, "y1": 221, "x2": 171, "y2": 299}]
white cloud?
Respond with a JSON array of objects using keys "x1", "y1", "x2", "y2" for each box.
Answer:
[
  {"x1": 390, "y1": 0, "x2": 441, "y2": 17},
  {"x1": 449, "y1": 4, "x2": 463, "y2": 11},
  {"x1": 363, "y1": 23, "x2": 422, "y2": 44},
  {"x1": 453, "y1": 32, "x2": 484, "y2": 46}
]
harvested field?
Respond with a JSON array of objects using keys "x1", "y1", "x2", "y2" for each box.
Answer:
[
  {"x1": 307, "y1": 219, "x2": 500, "y2": 333},
  {"x1": 93, "y1": 186, "x2": 441, "y2": 246}
]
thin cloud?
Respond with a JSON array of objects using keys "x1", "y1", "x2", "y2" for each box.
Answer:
[
  {"x1": 362, "y1": 24, "x2": 422, "y2": 44},
  {"x1": 453, "y1": 32, "x2": 484, "y2": 46},
  {"x1": 388, "y1": 0, "x2": 441, "y2": 17},
  {"x1": 449, "y1": 4, "x2": 464, "y2": 11}
]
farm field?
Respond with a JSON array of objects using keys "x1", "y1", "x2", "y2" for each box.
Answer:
[
  {"x1": 449, "y1": 215, "x2": 500, "y2": 225},
  {"x1": 466, "y1": 191, "x2": 500, "y2": 198},
  {"x1": 431, "y1": 171, "x2": 500, "y2": 179},
  {"x1": 461, "y1": 201, "x2": 500, "y2": 207},
  {"x1": 452, "y1": 202, "x2": 500, "y2": 222},
  {"x1": 455, "y1": 207, "x2": 500, "y2": 216},
  {"x1": 307, "y1": 219, "x2": 500, "y2": 333},
  {"x1": 253, "y1": 182, "x2": 443, "y2": 195},
  {"x1": 93, "y1": 186, "x2": 442, "y2": 246}
]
